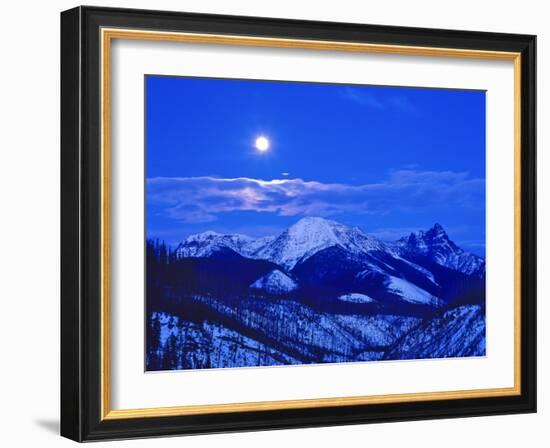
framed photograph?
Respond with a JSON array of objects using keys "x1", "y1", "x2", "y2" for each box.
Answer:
[{"x1": 61, "y1": 6, "x2": 536, "y2": 442}]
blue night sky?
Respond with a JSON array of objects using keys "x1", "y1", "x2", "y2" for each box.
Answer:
[{"x1": 146, "y1": 75, "x2": 486, "y2": 256}]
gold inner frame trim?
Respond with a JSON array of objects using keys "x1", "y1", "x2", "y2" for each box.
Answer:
[{"x1": 100, "y1": 27, "x2": 522, "y2": 421}]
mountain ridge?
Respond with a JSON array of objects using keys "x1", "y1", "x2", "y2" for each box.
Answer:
[
  {"x1": 393, "y1": 223, "x2": 485, "y2": 276},
  {"x1": 174, "y1": 217, "x2": 484, "y2": 277},
  {"x1": 146, "y1": 218, "x2": 487, "y2": 371}
]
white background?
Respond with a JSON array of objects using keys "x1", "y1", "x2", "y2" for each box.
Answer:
[
  {"x1": 111, "y1": 39, "x2": 515, "y2": 409},
  {"x1": 0, "y1": 0, "x2": 547, "y2": 446}
]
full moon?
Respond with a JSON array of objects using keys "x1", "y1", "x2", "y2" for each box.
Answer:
[{"x1": 255, "y1": 136, "x2": 270, "y2": 152}]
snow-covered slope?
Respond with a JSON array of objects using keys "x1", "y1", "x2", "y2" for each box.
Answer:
[
  {"x1": 385, "y1": 276, "x2": 441, "y2": 306},
  {"x1": 394, "y1": 223, "x2": 485, "y2": 276},
  {"x1": 148, "y1": 312, "x2": 299, "y2": 370},
  {"x1": 384, "y1": 305, "x2": 486, "y2": 360},
  {"x1": 147, "y1": 298, "x2": 484, "y2": 370},
  {"x1": 250, "y1": 270, "x2": 298, "y2": 294},
  {"x1": 252, "y1": 217, "x2": 386, "y2": 269},
  {"x1": 147, "y1": 296, "x2": 423, "y2": 370},
  {"x1": 146, "y1": 296, "x2": 485, "y2": 370},
  {"x1": 175, "y1": 231, "x2": 254, "y2": 258},
  {"x1": 337, "y1": 293, "x2": 375, "y2": 304}
]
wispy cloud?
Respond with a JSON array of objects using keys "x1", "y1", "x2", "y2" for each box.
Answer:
[
  {"x1": 342, "y1": 86, "x2": 417, "y2": 113},
  {"x1": 146, "y1": 170, "x2": 484, "y2": 224}
]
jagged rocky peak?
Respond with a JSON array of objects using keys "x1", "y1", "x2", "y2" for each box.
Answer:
[
  {"x1": 396, "y1": 223, "x2": 484, "y2": 276},
  {"x1": 402, "y1": 223, "x2": 450, "y2": 245},
  {"x1": 424, "y1": 223, "x2": 454, "y2": 242},
  {"x1": 250, "y1": 269, "x2": 298, "y2": 294},
  {"x1": 430, "y1": 222, "x2": 446, "y2": 234},
  {"x1": 398, "y1": 223, "x2": 456, "y2": 253},
  {"x1": 419, "y1": 222, "x2": 448, "y2": 242}
]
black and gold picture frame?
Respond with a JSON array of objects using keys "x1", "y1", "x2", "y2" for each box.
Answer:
[{"x1": 61, "y1": 6, "x2": 536, "y2": 442}]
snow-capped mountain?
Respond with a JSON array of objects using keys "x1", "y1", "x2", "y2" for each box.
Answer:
[
  {"x1": 252, "y1": 217, "x2": 386, "y2": 269},
  {"x1": 174, "y1": 217, "x2": 386, "y2": 269},
  {"x1": 175, "y1": 219, "x2": 483, "y2": 276},
  {"x1": 250, "y1": 270, "x2": 298, "y2": 294},
  {"x1": 394, "y1": 223, "x2": 485, "y2": 276},
  {"x1": 174, "y1": 231, "x2": 255, "y2": 258},
  {"x1": 172, "y1": 217, "x2": 484, "y2": 309},
  {"x1": 147, "y1": 218, "x2": 486, "y2": 371}
]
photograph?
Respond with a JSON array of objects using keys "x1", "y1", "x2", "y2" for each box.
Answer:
[{"x1": 144, "y1": 75, "x2": 487, "y2": 371}]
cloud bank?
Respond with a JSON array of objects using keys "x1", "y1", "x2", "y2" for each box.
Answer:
[{"x1": 146, "y1": 170, "x2": 484, "y2": 224}]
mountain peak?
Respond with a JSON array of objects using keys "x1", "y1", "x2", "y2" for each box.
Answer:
[
  {"x1": 431, "y1": 222, "x2": 445, "y2": 233},
  {"x1": 396, "y1": 223, "x2": 484, "y2": 276},
  {"x1": 186, "y1": 230, "x2": 222, "y2": 241},
  {"x1": 254, "y1": 216, "x2": 385, "y2": 269},
  {"x1": 174, "y1": 217, "x2": 483, "y2": 277},
  {"x1": 290, "y1": 216, "x2": 339, "y2": 229},
  {"x1": 401, "y1": 223, "x2": 449, "y2": 246},
  {"x1": 296, "y1": 216, "x2": 332, "y2": 222},
  {"x1": 425, "y1": 223, "x2": 448, "y2": 238},
  {"x1": 400, "y1": 223, "x2": 453, "y2": 250},
  {"x1": 176, "y1": 231, "x2": 254, "y2": 258},
  {"x1": 284, "y1": 217, "x2": 347, "y2": 249}
]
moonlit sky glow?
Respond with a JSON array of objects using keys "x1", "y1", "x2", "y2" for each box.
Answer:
[
  {"x1": 146, "y1": 76, "x2": 486, "y2": 256},
  {"x1": 255, "y1": 135, "x2": 270, "y2": 152}
]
